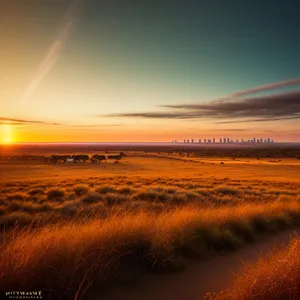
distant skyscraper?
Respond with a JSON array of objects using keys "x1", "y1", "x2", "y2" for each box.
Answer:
[
  {"x1": 260, "y1": 138, "x2": 263, "y2": 143},
  {"x1": 187, "y1": 139, "x2": 189, "y2": 143},
  {"x1": 213, "y1": 138, "x2": 216, "y2": 143},
  {"x1": 241, "y1": 139, "x2": 244, "y2": 143},
  {"x1": 267, "y1": 138, "x2": 271, "y2": 143},
  {"x1": 199, "y1": 139, "x2": 201, "y2": 143},
  {"x1": 204, "y1": 139, "x2": 207, "y2": 143},
  {"x1": 253, "y1": 138, "x2": 256, "y2": 143},
  {"x1": 227, "y1": 138, "x2": 230, "y2": 143},
  {"x1": 219, "y1": 138, "x2": 222, "y2": 143},
  {"x1": 223, "y1": 138, "x2": 226, "y2": 143},
  {"x1": 191, "y1": 139, "x2": 194, "y2": 143}
]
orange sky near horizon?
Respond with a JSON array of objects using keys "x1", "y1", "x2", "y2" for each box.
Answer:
[{"x1": 2, "y1": 121, "x2": 299, "y2": 144}]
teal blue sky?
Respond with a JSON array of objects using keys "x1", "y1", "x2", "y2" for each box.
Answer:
[{"x1": 1, "y1": 0, "x2": 300, "y2": 142}]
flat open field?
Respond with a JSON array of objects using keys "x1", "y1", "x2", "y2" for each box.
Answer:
[
  {"x1": 1, "y1": 153, "x2": 300, "y2": 183},
  {"x1": 1, "y1": 144, "x2": 300, "y2": 300}
]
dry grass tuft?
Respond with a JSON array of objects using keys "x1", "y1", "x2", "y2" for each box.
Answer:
[
  {"x1": 95, "y1": 185, "x2": 116, "y2": 194},
  {"x1": 74, "y1": 184, "x2": 90, "y2": 197},
  {"x1": 217, "y1": 235, "x2": 300, "y2": 300},
  {"x1": 47, "y1": 188, "x2": 65, "y2": 201},
  {"x1": 28, "y1": 187, "x2": 45, "y2": 196},
  {"x1": 214, "y1": 186, "x2": 240, "y2": 195},
  {"x1": 81, "y1": 191, "x2": 103, "y2": 204},
  {"x1": 6, "y1": 192, "x2": 28, "y2": 201}
]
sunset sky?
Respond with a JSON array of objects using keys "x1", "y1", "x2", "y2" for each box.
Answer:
[{"x1": 1, "y1": 0, "x2": 300, "y2": 143}]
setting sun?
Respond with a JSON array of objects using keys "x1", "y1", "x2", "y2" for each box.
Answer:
[{"x1": 1, "y1": 124, "x2": 13, "y2": 144}]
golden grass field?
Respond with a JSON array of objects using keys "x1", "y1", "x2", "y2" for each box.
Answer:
[{"x1": 1, "y1": 151, "x2": 300, "y2": 299}]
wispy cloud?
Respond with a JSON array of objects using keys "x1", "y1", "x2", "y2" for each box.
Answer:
[
  {"x1": 71, "y1": 124, "x2": 123, "y2": 128},
  {"x1": 218, "y1": 128, "x2": 246, "y2": 131},
  {"x1": 219, "y1": 78, "x2": 300, "y2": 100},
  {"x1": 0, "y1": 117, "x2": 62, "y2": 126},
  {"x1": 106, "y1": 79, "x2": 300, "y2": 123},
  {"x1": 0, "y1": 118, "x2": 123, "y2": 129},
  {"x1": 21, "y1": 0, "x2": 83, "y2": 102}
]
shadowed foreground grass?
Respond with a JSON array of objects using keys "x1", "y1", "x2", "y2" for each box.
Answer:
[
  {"x1": 211, "y1": 235, "x2": 300, "y2": 300},
  {"x1": 1, "y1": 201, "x2": 300, "y2": 300}
]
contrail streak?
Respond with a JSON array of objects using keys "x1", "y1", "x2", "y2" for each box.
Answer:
[{"x1": 21, "y1": 0, "x2": 83, "y2": 102}]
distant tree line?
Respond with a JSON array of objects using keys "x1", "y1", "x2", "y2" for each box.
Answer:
[{"x1": 44, "y1": 152, "x2": 126, "y2": 164}]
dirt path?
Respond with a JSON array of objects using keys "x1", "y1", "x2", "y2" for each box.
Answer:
[{"x1": 87, "y1": 228, "x2": 299, "y2": 300}]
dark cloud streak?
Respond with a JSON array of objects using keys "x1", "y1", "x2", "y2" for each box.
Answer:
[
  {"x1": 106, "y1": 89, "x2": 300, "y2": 123},
  {"x1": 0, "y1": 118, "x2": 62, "y2": 125}
]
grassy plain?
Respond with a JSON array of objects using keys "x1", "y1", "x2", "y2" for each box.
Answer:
[{"x1": 0, "y1": 147, "x2": 300, "y2": 299}]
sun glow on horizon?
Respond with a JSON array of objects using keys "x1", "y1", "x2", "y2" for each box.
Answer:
[{"x1": 1, "y1": 124, "x2": 13, "y2": 144}]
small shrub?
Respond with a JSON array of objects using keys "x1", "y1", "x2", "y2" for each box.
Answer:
[
  {"x1": 155, "y1": 192, "x2": 172, "y2": 202},
  {"x1": 28, "y1": 188, "x2": 45, "y2": 196},
  {"x1": 185, "y1": 191, "x2": 199, "y2": 200},
  {"x1": 73, "y1": 184, "x2": 89, "y2": 197},
  {"x1": 60, "y1": 203, "x2": 79, "y2": 217},
  {"x1": 214, "y1": 186, "x2": 240, "y2": 195},
  {"x1": 81, "y1": 192, "x2": 103, "y2": 204},
  {"x1": 95, "y1": 186, "x2": 116, "y2": 194},
  {"x1": 105, "y1": 193, "x2": 128, "y2": 205},
  {"x1": 66, "y1": 193, "x2": 77, "y2": 200},
  {"x1": 118, "y1": 186, "x2": 134, "y2": 195},
  {"x1": 134, "y1": 190, "x2": 157, "y2": 201},
  {"x1": 169, "y1": 193, "x2": 187, "y2": 205},
  {"x1": 165, "y1": 188, "x2": 177, "y2": 194},
  {"x1": 205, "y1": 228, "x2": 242, "y2": 251},
  {"x1": 47, "y1": 188, "x2": 65, "y2": 201},
  {"x1": 195, "y1": 189, "x2": 211, "y2": 197},
  {"x1": 227, "y1": 220, "x2": 255, "y2": 243},
  {"x1": 8, "y1": 201, "x2": 22, "y2": 212},
  {"x1": 6, "y1": 193, "x2": 28, "y2": 201},
  {"x1": 268, "y1": 213, "x2": 292, "y2": 231}
]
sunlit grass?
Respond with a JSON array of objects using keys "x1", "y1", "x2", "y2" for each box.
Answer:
[
  {"x1": 212, "y1": 235, "x2": 300, "y2": 300},
  {"x1": 0, "y1": 201, "x2": 300, "y2": 299},
  {"x1": 0, "y1": 176, "x2": 300, "y2": 299}
]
